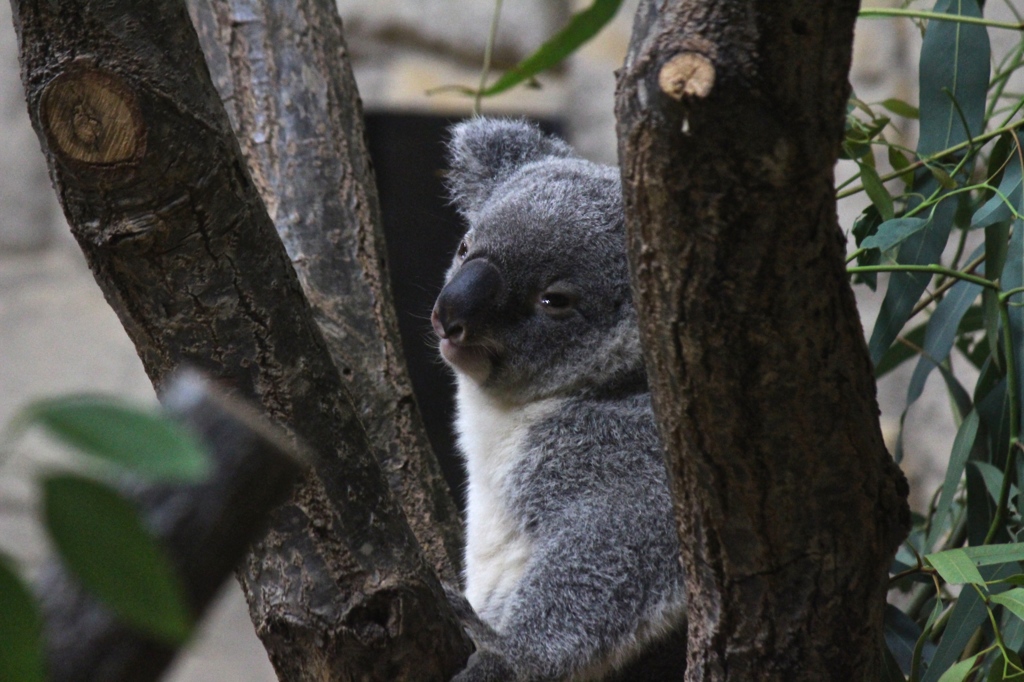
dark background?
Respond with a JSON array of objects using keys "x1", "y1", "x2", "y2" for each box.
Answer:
[{"x1": 365, "y1": 112, "x2": 564, "y2": 510}]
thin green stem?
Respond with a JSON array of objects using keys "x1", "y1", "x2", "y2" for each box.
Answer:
[
  {"x1": 858, "y1": 8, "x2": 1024, "y2": 30},
  {"x1": 846, "y1": 264, "x2": 997, "y2": 290},
  {"x1": 910, "y1": 252, "x2": 987, "y2": 317},
  {"x1": 987, "y1": 41, "x2": 1024, "y2": 121},
  {"x1": 983, "y1": 300, "x2": 1022, "y2": 544},
  {"x1": 474, "y1": 0, "x2": 504, "y2": 115},
  {"x1": 837, "y1": 121, "x2": 1024, "y2": 200}
]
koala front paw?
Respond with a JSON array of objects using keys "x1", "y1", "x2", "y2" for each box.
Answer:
[{"x1": 451, "y1": 649, "x2": 517, "y2": 682}]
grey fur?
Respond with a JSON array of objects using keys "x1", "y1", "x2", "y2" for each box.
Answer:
[{"x1": 435, "y1": 119, "x2": 686, "y2": 681}]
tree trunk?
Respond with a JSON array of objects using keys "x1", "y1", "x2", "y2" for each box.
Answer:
[
  {"x1": 9, "y1": 0, "x2": 471, "y2": 679},
  {"x1": 186, "y1": 0, "x2": 463, "y2": 583},
  {"x1": 615, "y1": 2, "x2": 909, "y2": 680}
]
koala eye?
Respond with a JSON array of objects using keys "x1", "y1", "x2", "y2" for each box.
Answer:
[
  {"x1": 537, "y1": 285, "x2": 578, "y2": 317},
  {"x1": 457, "y1": 241, "x2": 469, "y2": 259}
]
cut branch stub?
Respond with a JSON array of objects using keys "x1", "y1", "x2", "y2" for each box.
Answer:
[
  {"x1": 658, "y1": 52, "x2": 715, "y2": 101},
  {"x1": 40, "y1": 66, "x2": 144, "y2": 166}
]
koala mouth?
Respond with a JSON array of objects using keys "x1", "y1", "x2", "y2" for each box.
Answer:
[
  {"x1": 438, "y1": 337, "x2": 499, "y2": 383},
  {"x1": 431, "y1": 307, "x2": 501, "y2": 382}
]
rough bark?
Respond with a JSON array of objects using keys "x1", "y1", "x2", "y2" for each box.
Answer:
[
  {"x1": 10, "y1": 1, "x2": 471, "y2": 679},
  {"x1": 40, "y1": 371, "x2": 304, "y2": 682},
  {"x1": 186, "y1": 0, "x2": 463, "y2": 583},
  {"x1": 615, "y1": 2, "x2": 909, "y2": 681}
]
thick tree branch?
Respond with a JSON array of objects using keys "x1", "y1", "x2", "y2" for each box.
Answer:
[
  {"x1": 10, "y1": 0, "x2": 471, "y2": 679},
  {"x1": 186, "y1": 0, "x2": 463, "y2": 582},
  {"x1": 616, "y1": 2, "x2": 909, "y2": 680}
]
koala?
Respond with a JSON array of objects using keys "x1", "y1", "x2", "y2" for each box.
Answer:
[{"x1": 431, "y1": 118, "x2": 687, "y2": 681}]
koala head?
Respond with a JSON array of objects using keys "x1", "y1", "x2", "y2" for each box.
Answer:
[{"x1": 431, "y1": 119, "x2": 644, "y2": 403}]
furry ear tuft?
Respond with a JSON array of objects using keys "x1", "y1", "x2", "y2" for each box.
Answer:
[{"x1": 447, "y1": 118, "x2": 573, "y2": 218}]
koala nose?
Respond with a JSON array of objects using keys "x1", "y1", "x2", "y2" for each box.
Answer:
[{"x1": 433, "y1": 258, "x2": 503, "y2": 344}]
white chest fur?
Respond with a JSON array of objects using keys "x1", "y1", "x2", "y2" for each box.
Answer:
[{"x1": 455, "y1": 377, "x2": 562, "y2": 626}]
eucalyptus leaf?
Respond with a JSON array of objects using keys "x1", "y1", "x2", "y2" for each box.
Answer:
[
  {"x1": 882, "y1": 98, "x2": 921, "y2": 119},
  {"x1": 967, "y1": 463, "x2": 999, "y2": 546},
  {"x1": 983, "y1": 289, "x2": 1002, "y2": 369},
  {"x1": 936, "y1": 361, "x2": 973, "y2": 422},
  {"x1": 0, "y1": 555, "x2": 45, "y2": 682},
  {"x1": 886, "y1": 603, "x2": 934, "y2": 674},
  {"x1": 853, "y1": 205, "x2": 883, "y2": 290},
  {"x1": 872, "y1": 0, "x2": 989, "y2": 365},
  {"x1": 43, "y1": 473, "x2": 194, "y2": 644},
  {"x1": 20, "y1": 395, "x2": 210, "y2": 481},
  {"x1": 927, "y1": 410, "x2": 979, "y2": 550},
  {"x1": 973, "y1": 153, "x2": 1023, "y2": 229},
  {"x1": 923, "y1": 563, "x2": 1019, "y2": 682},
  {"x1": 936, "y1": 652, "x2": 981, "y2": 682},
  {"x1": 926, "y1": 549, "x2": 986, "y2": 584},
  {"x1": 859, "y1": 161, "x2": 896, "y2": 221},
  {"x1": 906, "y1": 261, "x2": 984, "y2": 405},
  {"x1": 867, "y1": 199, "x2": 955, "y2": 367},
  {"x1": 861, "y1": 217, "x2": 930, "y2": 252},
  {"x1": 917, "y1": 0, "x2": 989, "y2": 157},
  {"x1": 889, "y1": 146, "x2": 916, "y2": 187},
  {"x1": 1002, "y1": 221, "x2": 1024, "y2": 433},
  {"x1": 960, "y1": 543, "x2": 1024, "y2": 567},
  {"x1": 875, "y1": 323, "x2": 928, "y2": 379},
  {"x1": 991, "y1": 588, "x2": 1024, "y2": 622},
  {"x1": 971, "y1": 461, "x2": 1019, "y2": 511},
  {"x1": 999, "y1": 616, "x2": 1024, "y2": 663},
  {"x1": 881, "y1": 644, "x2": 907, "y2": 682},
  {"x1": 479, "y1": 0, "x2": 622, "y2": 97}
]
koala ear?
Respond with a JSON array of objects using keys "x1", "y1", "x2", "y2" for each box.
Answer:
[{"x1": 447, "y1": 118, "x2": 573, "y2": 217}]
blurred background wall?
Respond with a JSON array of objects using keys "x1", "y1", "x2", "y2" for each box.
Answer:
[{"x1": 1, "y1": 1, "x2": 1011, "y2": 678}]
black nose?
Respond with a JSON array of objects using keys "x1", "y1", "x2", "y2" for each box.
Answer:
[{"x1": 433, "y1": 258, "x2": 503, "y2": 344}]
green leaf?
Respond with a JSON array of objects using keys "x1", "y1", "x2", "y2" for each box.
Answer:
[
  {"x1": 1003, "y1": 221, "x2": 1024, "y2": 436},
  {"x1": 924, "y1": 563, "x2": 1018, "y2": 682},
  {"x1": 973, "y1": 152, "x2": 1023, "y2": 229},
  {"x1": 960, "y1": 543, "x2": 1024, "y2": 567},
  {"x1": 886, "y1": 603, "x2": 934, "y2": 675},
  {"x1": 882, "y1": 644, "x2": 907, "y2": 682},
  {"x1": 0, "y1": 555, "x2": 45, "y2": 682},
  {"x1": 853, "y1": 205, "x2": 883, "y2": 290},
  {"x1": 867, "y1": 201, "x2": 955, "y2": 367},
  {"x1": 875, "y1": 323, "x2": 928, "y2": 378},
  {"x1": 907, "y1": 258, "x2": 984, "y2": 405},
  {"x1": 43, "y1": 473, "x2": 193, "y2": 644},
  {"x1": 971, "y1": 462, "x2": 1019, "y2": 511},
  {"x1": 926, "y1": 549, "x2": 986, "y2": 584},
  {"x1": 861, "y1": 217, "x2": 931, "y2": 252},
  {"x1": 882, "y1": 98, "x2": 921, "y2": 120},
  {"x1": 859, "y1": 161, "x2": 896, "y2": 221},
  {"x1": 984, "y1": 221, "x2": 1010, "y2": 366},
  {"x1": 982, "y1": 289, "x2": 1002, "y2": 369},
  {"x1": 917, "y1": 0, "x2": 990, "y2": 157},
  {"x1": 927, "y1": 410, "x2": 979, "y2": 549},
  {"x1": 869, "y1": 0, "x2": 989, "y2": 368},
  {"x1": 993, "y1": 588, "x2": 1024, "y2": 623},
  {"x1": 937, "y1": 652, "x2": 982, "y2": 682},
  {"x1": 889, "y1": 146, "x2": 916, "y2": 187},
  {"x1": 480, "y1": 0, "x2": 623, "y2": 97},
  {"x1": 21, "y1": 395, "x2": 209, "y2": 481},
  {"x1": 929, "y1": 165, "x2": 958, "y2": 189}
]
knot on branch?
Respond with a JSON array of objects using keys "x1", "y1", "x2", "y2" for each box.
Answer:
[
  {"x1": 658, "y1": 52, "x2": 715, "y2": 101},
  {"x1": 41, "y1": 66, "x2": 144, "y2": 165}
]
